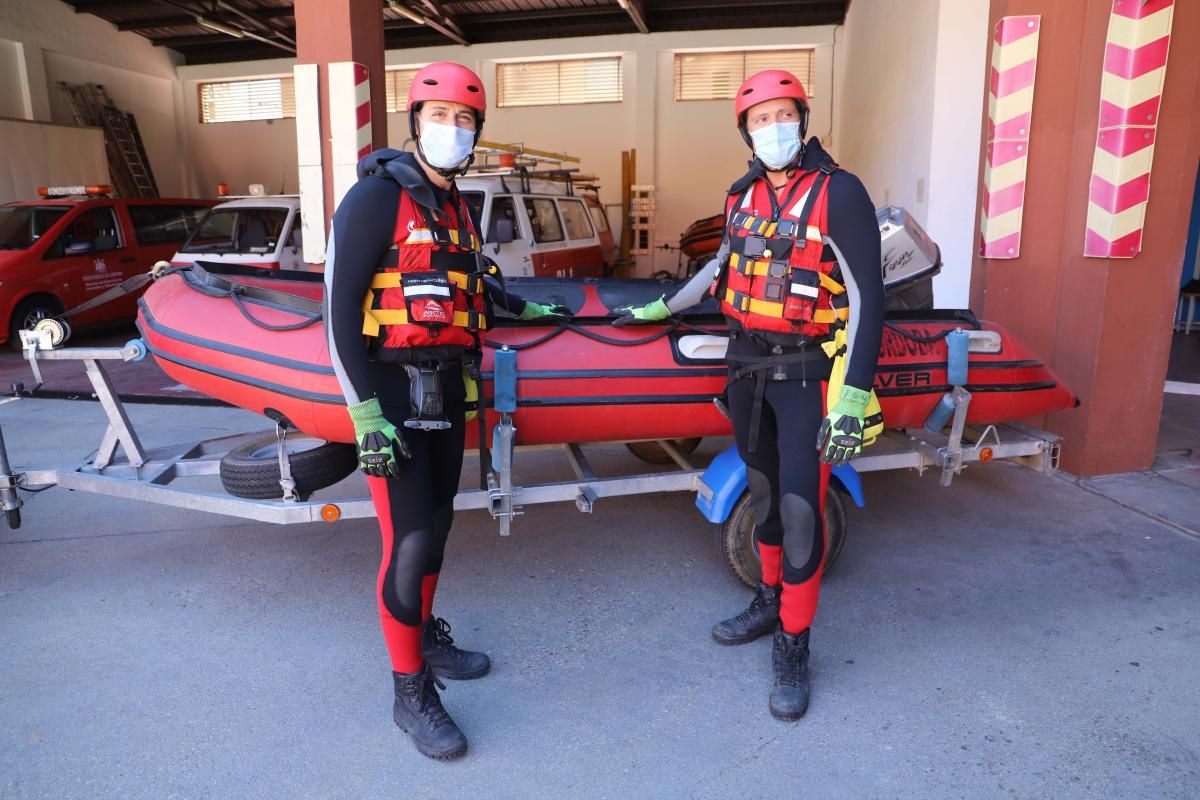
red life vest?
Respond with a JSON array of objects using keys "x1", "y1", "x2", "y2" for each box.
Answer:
[
  {"x1": 361, "y1": 186, "x2": 492, "y2": 362},
  {"x1": 713, "y1": 165, "x2": 848, "y2": 338}
]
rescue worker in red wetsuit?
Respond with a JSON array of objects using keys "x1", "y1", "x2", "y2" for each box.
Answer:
[
  {"x1": 616, "y1": 70, "x2": 885, "y2": 720},
  {"x1": 326, "y1": 62, "x2": 567, "y2": 760}
]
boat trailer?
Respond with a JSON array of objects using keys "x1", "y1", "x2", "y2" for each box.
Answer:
[{"x1": 0, "y1": 335, "x2": 1062, "y2": 543}]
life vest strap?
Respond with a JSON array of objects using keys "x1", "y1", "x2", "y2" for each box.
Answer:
[
  {"x1": 361, "y1": 304, "x2": 487, "y2": 336},
  {"x1": 723, "y1": 289, "x2": 848, "y2": 324},
  {"x1": 369, "y1": 270, "x2": 484, "y2": 295}
]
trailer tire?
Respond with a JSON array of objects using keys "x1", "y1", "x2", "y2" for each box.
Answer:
[
  {"x1": 625, "y1": 437, "x2": 702, "y2": 465},
  {"x1": 219, "y1": 433, "x2": 357, "y2": 500},
  {"x1": 718, "y1": 486, "x2": 848, "y2": 588}
]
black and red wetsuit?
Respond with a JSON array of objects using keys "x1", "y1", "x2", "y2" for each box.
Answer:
[{"x1": 325, "y1": 150, "x2": 529, "y2": 673}]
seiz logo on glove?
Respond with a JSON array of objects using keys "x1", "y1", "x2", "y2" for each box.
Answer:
[
  {"x1": 348, "y1": 398, "x2": 412, "y2": 478},
  {"x1": 816, "y1": 385, "x2": 871, "y2": 465}
]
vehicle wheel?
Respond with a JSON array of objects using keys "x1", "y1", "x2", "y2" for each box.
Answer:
[
  {"x1": 718, "y1": 485, "x2": 848, "y2": 588},
  {"x1": 625, "y1": 437, "x2": 702, "y2": 465},
  {"x1": 8, "y1": 296, "x2": 63, "y2": 350},
  {"x1": 219, "y1": 433, "x2": 357, "y2": 500}
]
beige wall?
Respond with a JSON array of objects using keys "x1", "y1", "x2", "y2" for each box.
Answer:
[
  {"x1": 177, "y1": 26, "x2": 837, "y2": 275},
  {"x1": 0, "y1": 0, "x2": 188, "y2": 197},
  {"x1": 836, "y1": 0, "x2": 989, "y2": 306}
]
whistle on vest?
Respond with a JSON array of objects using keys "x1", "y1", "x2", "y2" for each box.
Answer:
[{"x1": 403, "y1": 364, "x2": 452, "y2": 431}]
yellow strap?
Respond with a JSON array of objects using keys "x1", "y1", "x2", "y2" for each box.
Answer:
[
  {"x1": 724, "y1": 290, "x2": 848, "y2": 324},
  {"x1": 399, "y1": 229, "x2": 481, "y2": 249},
  {"x1": 361, "y1": 302, "x2": 486, "y2": 336},
  {"x1": 369, "y1": 271, "x2": 477, "y2": 292},
  {"x1": 733, "y1": 259, "x2": 847, "y2": 296}
]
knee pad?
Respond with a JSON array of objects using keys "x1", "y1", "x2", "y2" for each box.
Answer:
[
  {"x1": 381, "y1": 526, "x2": 433, "y2": 626},
  {"x1": 780, "y1": 493, "x2": 821, "y2": 576}
]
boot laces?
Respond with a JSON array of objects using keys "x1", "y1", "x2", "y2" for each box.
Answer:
[
  {"x1": 776, "y1": 635, "x2": 809, "y2": 689},
  {"x1": 403, "y1": 669, "x2": 453, "y2": 730},
  {"x1": 735, "y1": 586, "x2": 776, "y2": 624},
  {"x1": 427, "y1": 617, "x2": 468, "y2": 661}
]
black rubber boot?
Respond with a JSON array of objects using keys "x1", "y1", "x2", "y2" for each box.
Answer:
[
  {"x1": 421, "y1": 617, "x2": 491, "y2": 680},
  {"x1": 769, "y1": 626, "x2": 811, "y2": 721},
  {"x1": 392, "y1": 665, "x2": 468, "y2": 760},
  {"x1": 711, "y1": 583, "x2": 781, "y2": 645}
]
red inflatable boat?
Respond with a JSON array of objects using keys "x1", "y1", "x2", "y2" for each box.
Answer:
[
  {"x1": 679, "y1": 213, "x2": 724, "y2": 260},
  {"x1": 136, "y1": 264, "x2": 1076, "y2": 448}
]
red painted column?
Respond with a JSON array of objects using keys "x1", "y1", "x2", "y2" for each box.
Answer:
[
  {"x1": 971, "y1": 0, "x2": 1200, "y2": 476},
  {"x1": 293, "y1": 0, "x2": 387, "y2": 238}
]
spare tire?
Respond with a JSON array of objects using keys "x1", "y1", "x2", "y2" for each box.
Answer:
[{"x1": 219, "y1": 433, "x2": 357, "y2": 499}]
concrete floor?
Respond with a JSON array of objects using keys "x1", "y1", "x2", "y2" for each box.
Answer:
[{"x1": 1, "y1": 395, "x2": 1198, "y2": 799}]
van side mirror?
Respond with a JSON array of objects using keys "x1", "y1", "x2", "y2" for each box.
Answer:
[{"x1": 490, "y1": 218, "x2": 515, "y2": 245}]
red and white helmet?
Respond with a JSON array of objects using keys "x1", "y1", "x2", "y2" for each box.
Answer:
[{"x1": 407, "y1": 61, "x2": 487, "y2": 142}]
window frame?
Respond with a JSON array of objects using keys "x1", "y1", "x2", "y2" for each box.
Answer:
[
  {"x1": 672, "y1": 49, "x2": 817, "y2": 103},
  {"x1": 522, "y1": 196, "x2": 565, "y2": 245},
  {"x1": 556, "y1": 198, "x2": 595, "y2": 241},
  {"x1": 198, "y1": 76, "x2": 296, "y2": 124},
  {"x1": 44, "y1": 205, "x2": 123, "y2": 260},
  {"x1": 496, "y1": 56, "x2": 624, "y2": 109}
]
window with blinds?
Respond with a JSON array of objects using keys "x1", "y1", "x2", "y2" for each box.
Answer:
[
  {"x1": 673, "y1": 50, "x2": 816, "y2": 102},
  {"x1": 199, "y1": 77, "x2": 295, "y2": 123},
  {"x1": 384, "y1": 67, "x2": 423, "y2": 113},
  {"x1": 497, "y1": 57, "x2": 623, "y2": 108}
]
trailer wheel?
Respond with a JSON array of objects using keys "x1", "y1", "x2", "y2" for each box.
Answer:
[
  {"x1": 718, "y1": 486, "x2": 848, "y2": 588},
  {"x1": 625, "y1": 437, "x2": 702, "y2": 465},
  {"x1": 219, "y1": 433, "x2": 357, "y2": 500}
]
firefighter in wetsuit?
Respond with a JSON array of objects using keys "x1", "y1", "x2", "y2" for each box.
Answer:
[
  {"x1": 326, "y1": 62, "x2": 566, "y2": 760},
  {"x1": 616, "y1": 70, "x2": 884, "y2": 720}
]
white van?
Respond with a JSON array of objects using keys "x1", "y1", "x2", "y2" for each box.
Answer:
[
  {"x1": 457, "y1": 175, "x2": 616, "y2": 278},
  {"x1": 171, "y1": 196, "x2": 305, "y2": 271}
]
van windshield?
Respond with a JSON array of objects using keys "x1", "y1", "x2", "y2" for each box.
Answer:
[
  {"x1": 0, "y1": 206, "x2": 70, "y2": 250},
  {"x1": 180, "y1": 207, "x2": 288, "y2": 255}
]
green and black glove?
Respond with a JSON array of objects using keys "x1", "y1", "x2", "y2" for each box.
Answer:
[
  {"x1": 612, "y1": 296, "x2": 671, "y2": 326},
  {"x1": 816, "y1": 385, "x2": 871, "y2": 465},
  {"x1": 518, "y1": 300, "x2": 572, "y2": 321},
  {"x1": 348, "y1": 398, "x2": 411, "y2": 478}
]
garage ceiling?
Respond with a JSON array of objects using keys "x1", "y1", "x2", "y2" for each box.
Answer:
[{"x1": 60, "y1": 0, "x2": 849, "y2": 65}]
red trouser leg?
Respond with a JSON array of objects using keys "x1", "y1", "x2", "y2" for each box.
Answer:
[
  {"x1": 779, "y1": 461, "x2": 830, "y2": 635},
  {"x1": 421, "y1": 573, "x2": 440, "y2": 621},
  {"x1": 758, "y1": 544, "x2": 783, "y2": 587},
  {"x1": 367, "y1": 476, "x2": 423, "y2": 674}
]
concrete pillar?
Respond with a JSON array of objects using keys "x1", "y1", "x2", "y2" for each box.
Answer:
[
  {"x1": 971, "y1": 0, "x2": 1200, "y2": 476},
  {"x1": 293, "y1": 0, "x2": 388, "y2": 260}
]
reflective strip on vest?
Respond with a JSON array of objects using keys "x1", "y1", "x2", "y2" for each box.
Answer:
[
  {"x1": 397, "y1": 229, "x2": 480, "y2": 249},
  {"x1": 369, "y1": 270, "x2": 483, "y2": 294},
  {"x1": 723, "y1": 289, "x2": 849, "y2": 324}
]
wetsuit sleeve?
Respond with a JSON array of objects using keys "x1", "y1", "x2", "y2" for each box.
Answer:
[
  {"x1": 824, "y1": 171, "x2": 884, "y2": 393},
  {"x1": 665, "y1": 253, "x2": 722, "y2": 314},
  {"x1": 484, "y1": 277, "x2": 526, "y2": 315},
  {"x1": 325, "y1": 176, "x2": 400, "y2": 406}
]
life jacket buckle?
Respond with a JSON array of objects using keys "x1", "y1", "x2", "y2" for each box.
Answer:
[{"x1": 741, "y1": 235, "x2": 769, "y2": 259}]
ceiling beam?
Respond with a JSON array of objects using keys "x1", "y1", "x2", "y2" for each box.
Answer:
[
  {"x1": 116, "y1": 7, "x2": 295, "y2": 32},
  {"x1": 415, "y1": 0, "x2": 470, "y2": 44},
  {"x1": 216, "y1": 0, "x2": 297, "y2": 49},
  {"x1": 456, "y1": 6, "x2": 619, "y2": 25},
  {"x1": 617, "y1": 0, "x2": 649, "y2": 34}
]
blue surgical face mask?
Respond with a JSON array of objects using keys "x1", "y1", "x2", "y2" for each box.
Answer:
[
  {"x1": 419, "y1": 120, "x2": 475, "y2": 170},
  {"x1": 750, "y1": 122, "x2": 802, "y2": 170}
]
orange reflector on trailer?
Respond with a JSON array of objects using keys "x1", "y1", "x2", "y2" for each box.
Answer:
[
  {"x1": 979, "y1": 447, "x2": 994, "y2": 463},
  {"x1": 321, "y1": 504, "x2": 341, "y2": 522}
]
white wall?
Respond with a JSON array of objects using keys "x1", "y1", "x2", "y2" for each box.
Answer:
[
  {"x1": 0, "y1": 0, "x2": 188, "y2": 196},
  {"x1": 177, "y1": 26, "x2": 838, "y2": 275},
  {"x1": 0, "y1": 119, "x2": 107, "y2": 205},
  {"x1": 0, "y1": 38, "x2": 29, "y2": 119},
  {"x1": 835, "y1": 0, "x2": 988, "y2": 307}
]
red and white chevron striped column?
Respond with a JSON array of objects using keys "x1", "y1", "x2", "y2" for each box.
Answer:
[
  {"x1": 329, "y1": 62, "x2": 373, "y2": 210},
  {"x1": 1084, "y1": 0, "x2": 1175, "y2": 258},
  {"x1": 979, "y1": 15, "x2": 1041, "y2": 259}
]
